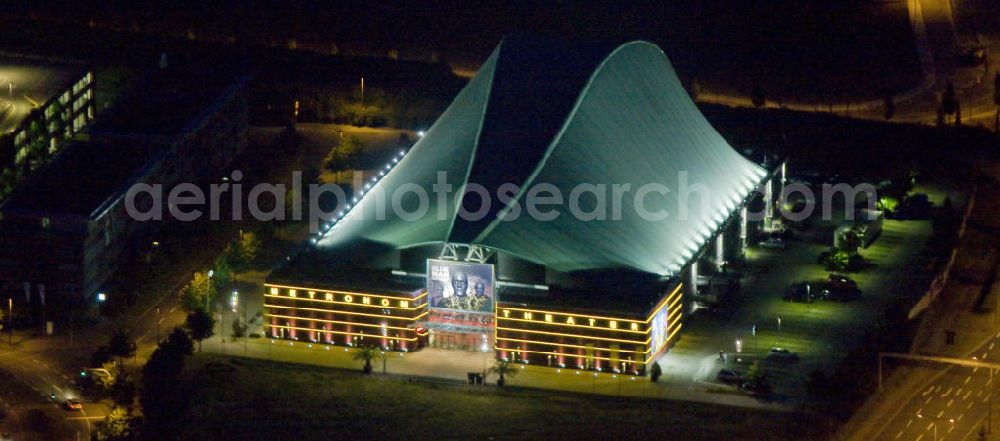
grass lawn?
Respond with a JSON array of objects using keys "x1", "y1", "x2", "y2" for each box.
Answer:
[{"x1": 179, "y1": 354, "x2": 818, "y2": 441}]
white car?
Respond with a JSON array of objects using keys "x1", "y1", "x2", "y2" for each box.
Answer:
[{"x1": 758, "y1": 237, "x2": 786, "y2": 250}]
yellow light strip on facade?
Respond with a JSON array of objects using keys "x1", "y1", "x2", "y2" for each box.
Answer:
[
  {"x1": 264, "y1": 313, "x2": 415, "y2": 331},
  {"x1": 495, "y1": 336, "x2": 646, "y2": 355},
  {"x1": 644, "y1": 322, "x2": 683, "y2": 363},
  {"x1": 264, "y1": 303, "x2": 422, "y2": 321},
  {"x1": 267, "y1": 324, "x2": 418, "y2": 342},
  {"x1": 666, "y1": 294, "x2": 682, "y2": 312},
  {"x1": 265, "y1": 284, "x2": 428, "y2": 302},
  {"x1": 644, "y1": 284, "x2": 684, "y2": 322},
  {"x1": 665, "y1": 322, "x2": 683, "y2": 343},
  {"x1": 495, "y1": 326, "x2": 651, "y2": 345},
  {"x1": 497, "y1": 306, "x2": 644, "y2": 325},
  {"x1": 666, "y1": 305, "x2": 682, "y2": 324},
  {"x1": 494, "y1": 346, "x2": 644, "y2": 365},
  {"x1": 495, "y1": 316, "x2": 650, "y2": 334},
  {"x1": 264, "y1": 294, "x2": 424, "y2": 311}
]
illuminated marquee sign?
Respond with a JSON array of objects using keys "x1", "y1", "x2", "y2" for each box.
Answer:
[
  {"x1": 497, "y1": 307, "x2": 644, "y2": 332},
  {"x1": 267, "y1": 286, "x2": 414, "y2": 309}
]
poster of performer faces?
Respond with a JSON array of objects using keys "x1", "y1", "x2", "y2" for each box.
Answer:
[{"x1": 426, "y1": 259, "x2": 494, "y2": 313}]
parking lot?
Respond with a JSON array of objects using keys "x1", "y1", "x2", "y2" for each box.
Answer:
[{"x1": 661, "y1": 195, "x2": 934, "y2": 402}]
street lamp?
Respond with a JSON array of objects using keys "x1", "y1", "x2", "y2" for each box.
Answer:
[
  {"x1": 916, "y1": 412, "x2": 954, "y2": 441},
  {"x1": 205, "y1": 270, "x2": 214, "y2": 312}
]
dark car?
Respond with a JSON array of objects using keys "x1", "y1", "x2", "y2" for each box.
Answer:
[
  {"x1": 717, "y1": 369, "x2": 742, "y2": 384},
  {"x1": 783, "y1": 282, "x2": 816, "y2": 303},
  {"x1": 822, "y1": 274, "x2": 861, "y2": 302},
  {"x1": 767, "y1": 347, "x2": 799, "y2": 362}
]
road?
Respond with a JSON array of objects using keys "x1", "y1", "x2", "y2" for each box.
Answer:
[
  {"x1": 874, "y1": 333, "x2": 1000, "y2": 441},
  {"x1": 698, "y1": 0, "x2": 999, "y2": 129}
]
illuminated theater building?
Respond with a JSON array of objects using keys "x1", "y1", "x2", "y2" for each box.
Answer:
[{"x1": 264, "y1": 35, "x2": 781, "y2": 374}]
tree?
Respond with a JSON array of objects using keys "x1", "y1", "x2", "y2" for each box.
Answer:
[
  {"x1": 231, "y1": 317, "x2": 247, "y2": 338},
  {"x1": 108, "y1": 330, "x2": 137, "y2": 371},
  {"x1": 750, "y1": 81, "x2": 766, "y2": 108},
  {"x1": 882, "y1": 92, "x2": 895, "y2": 121},
  {"x1": 650, "y1": 362, "x2": 662, "y2": 383},
  {"x1": 237, "y1": 230, "x2": 261, "y2": 264},
  {"x1": 185, "y1": 309, "x2": 215, "y2": 352},
  {"x1": 161, "y1": 327, "x2": 194, "y2": 357},
  {"x1": 108, "y1": 371, "x2": 136, "y2": 407},
  {"x1": 743, "y1": 361, "x2": 771, "y2": 396},
  {"x1": 940, "y1": 82, "x2": 958, "y2": 123},
  {"x1": 352, "y1": 345, "x2": 383, "y2": 375},
  {"x1": 488, "y1": 358, "x2": 521, "y2": 387},
  {"x1": 806, "y1": 367, "x2": 830, "y2": 399},
  {"x1": 141, "y1": 328, "x2": 192, "y2": 431},
  {"x1": 180, "y1": 271, "x2": 216, "y2": 313},
  {"x1": 323, "y1": 136, "x2": 364, "y2": 180},
  {"x1": 91, "y1": 344, "x2": 113, "y2": 368},
  {"x1": 993, "y1": 72, "x2": 1000, "y2": 133},
  {"x1": 94, "y1": 405, "x2": 136, "y2": 441},
  {"x1": 688, "y1": 79, "x2": 701, "y2": 102}
]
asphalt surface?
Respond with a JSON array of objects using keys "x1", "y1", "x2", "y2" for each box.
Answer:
[{"x1": 874, "y1": 333, "x2": 1000, "y2": 441}]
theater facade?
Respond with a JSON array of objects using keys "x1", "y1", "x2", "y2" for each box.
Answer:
[{"x1": 264, "y1": 35, "x2": 782, "y2": 375}]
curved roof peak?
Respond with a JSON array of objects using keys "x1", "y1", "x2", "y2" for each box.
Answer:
[
  {"x1": 448, "y1": 34, "x2": 619, "y2": 242},
  {"x1": 317, "y1": 34, "x2": 767, "y2": 276}
]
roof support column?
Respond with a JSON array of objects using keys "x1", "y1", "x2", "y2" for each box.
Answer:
[
  {"x1": 765, "y1": 178, "x2": 774, "y2": 222},
  {"x1": 715, "y1": 234, "x2": 725, "y2": 272},
  {"x1": 740, "y1": 206, "x2": 748, "y2": 255},
  {"x1": 687, "y1": 261, "x2": 698, "y2": 297}
]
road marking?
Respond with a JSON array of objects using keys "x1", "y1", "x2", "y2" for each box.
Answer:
[
  {"x1": 907, "y1": 418, "x2": 914, "y2": 428},
  {"x1": 965, "y1": 390, "x2": 972, "y2": 400},
  {"x1": 937, "y1": 410, "x2": 943, "y2": 418},
  {"x1": 943, "y1": 387, "x2": 953, "y2": 397},
  {"x1": 924, "y1": 386, "x2": 934, "y2": 396},
  {"x1": 158, "y1": 318, "x2": 165, "y2": 324},
  {"x1": 927, "y1": 422, "x2": 935, "y2": 430},
  {"x1": 957, "y1": 413, "x2": 964, "y2": 422},
  {"x1": 947, "y1": 398, "x2": 954, "y2": 407},
  {"x1": 926, "y1": 396, "x2": 933, "y2": 404},
  {"x1": 895, "y1": 430, "x2": 903, "y2": 439},
  {"x1": 965, "y1": 376, "x2": 972, "y2": 384},
  {"x1": 969, "y1": 402, "x2": 975, "y2": 409},
  {"x1": 52, "y1": 385, "x2": 61, "y2": 392},
  {"x1": 915, "y1": 434, "x2": 924, "y2": 441},
  {"x1": 990, "y1": 342, "x2": 995, "y2": 351},
  {"x1": 169, "y1": 306, "x2": 177, "y2": 313}
]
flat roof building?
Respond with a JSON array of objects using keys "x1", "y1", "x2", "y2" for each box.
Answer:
[
  {"x1": 265, "y1": 35, "x2": 781, "y2": 374},
  {"x1": 0, "y1": 54, "x2": 94, "y2": 199},
  {"x1": 0, "y1": 58, "x2": 248, "y2": 316}
]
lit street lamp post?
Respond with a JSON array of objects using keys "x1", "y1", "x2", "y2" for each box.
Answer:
[
  {"x1": 916, "y1": 412, "x2": 954, "y2": 441},
  {"x1": 205, "y1": 270, "x2": 214, "y2": 312}
]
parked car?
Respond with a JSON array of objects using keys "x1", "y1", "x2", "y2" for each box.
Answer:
[
  {"x1": 767, "y1": 347, "x2": 799, "y2": 362},
  {"x1": 717, "y1": 369, "x2": 742, "y2": 384},
  {"x1": 758, "y1": 237, "x2": 786, "y2": 250},
  {"x1": 821, "y1": 274, "x2": 861, "y2": 302},
  {"x1": 63, "y1": 398, "x2": 83, "y2": 411},
  {"x1": 783, "y1": 282, "x2": 816, "y2": 303}
]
